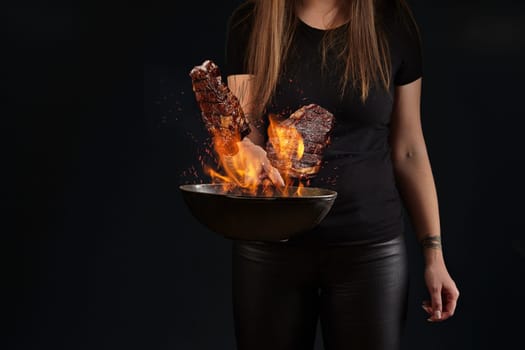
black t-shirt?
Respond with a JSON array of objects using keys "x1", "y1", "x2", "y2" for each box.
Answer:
[{"x1": 224, "y1": 1, "x2": 423, "y2": 244}]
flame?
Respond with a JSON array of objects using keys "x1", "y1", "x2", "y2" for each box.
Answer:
[
  {"x1": 296, "y1": 181, "x2": 305, "y2": 196},
  {"x1": 206, "y1": 123, "x2": 270, "y2": 195},
  {"x1": 267, "y1": 114, "x2": 304, "y2": 169},
  {"x1": 266, "y1": 114, "x2": 306, "y2": 196},
  {"x1": 204, "y1": 114, "x2": 307, "y2": 196}
]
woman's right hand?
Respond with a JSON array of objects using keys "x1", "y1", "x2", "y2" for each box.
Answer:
[
  {"x1": 223, "y1": 137, "x2": 285, "y2": 187},
  {"x1": 225, "y1": 74, "x2": 283, "y2": 186}
]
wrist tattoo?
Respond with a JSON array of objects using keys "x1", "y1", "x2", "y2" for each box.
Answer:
[{"x1": 419, "y1": 235, "x2": 442, "y2": 250}]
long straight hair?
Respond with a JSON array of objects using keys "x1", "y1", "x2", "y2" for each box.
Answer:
[{"x1": 241, "y1": 0, "x2": 420, "y2": 117}]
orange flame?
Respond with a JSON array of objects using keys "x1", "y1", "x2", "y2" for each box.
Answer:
[
  {"x1": 267, "y1": 114, "x2": 306, "y2": 195},
  {"x1": 205, "y1": 115, "x2": 306, "y2": 196}
]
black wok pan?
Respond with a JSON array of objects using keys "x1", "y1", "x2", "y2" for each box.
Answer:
[{"x1": 179, "y1": 184, "x2": 337, "y2": 242}]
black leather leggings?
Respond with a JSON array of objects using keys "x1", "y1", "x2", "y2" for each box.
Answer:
[{"x1": 231, "y1": 233, "x2": 409, "y2": 350}]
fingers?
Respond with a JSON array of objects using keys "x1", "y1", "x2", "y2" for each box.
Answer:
[
  {"x1": 429, "y1": 286, "x2": 443, "y2": 322},
  {"x1": 441, "y1": 285, "x2": 460, "y2": 320},
  {"x1": 244, "y1": 141, "x2": 284, "y2": 187},
  {"x1": 238, "y1": 139, "x2": 285, "y2": 187},
  {"x1": 441, "y1": 300, "x2": 456, "y2": 320},
  {"x1": 421, "y1": 300, "x2": 432, "y2": 315},
  {"x1": 262, "y1": 161, "x2": 285, "y2": 187},
  {"x1": 423, "y1": 284, "x2": 460, "y2": 323}
]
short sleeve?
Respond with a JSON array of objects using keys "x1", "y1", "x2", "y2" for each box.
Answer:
[
  {"x1": 224, "y1": 2, "x2": 254, "y2": 77},
  {"x1": 393, "y1": 15, "x2": 423, "y2": 86}
]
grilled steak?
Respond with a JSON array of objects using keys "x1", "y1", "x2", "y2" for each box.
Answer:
[
  {"x1": 266, "y1": 104, "x2": 334, "y2": 179},
  {"x1": 189, "y1": 60, "x2": 251, "y2": 155}
]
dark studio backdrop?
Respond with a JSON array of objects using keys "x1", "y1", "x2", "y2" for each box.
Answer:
[{"x1": 12, "y1": 0, "x2": 524, "y2": 349}]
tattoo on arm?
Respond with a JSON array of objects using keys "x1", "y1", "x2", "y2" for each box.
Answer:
[{"x1": 419, "y1": 235, "x2": 442, "y2": 250}]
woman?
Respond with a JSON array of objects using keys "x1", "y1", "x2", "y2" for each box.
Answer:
[{"x1": 224, "y1": 1, "x2": 460, "y2": 349}]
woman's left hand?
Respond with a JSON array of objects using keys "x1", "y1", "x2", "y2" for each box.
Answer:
[{"x1": 421, "y1": 262, "x2": 460, "y2": 322}]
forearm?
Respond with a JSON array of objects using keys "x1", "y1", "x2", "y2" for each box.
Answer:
[
  {"x1": 392, "y1": 151, "x2": 444, "y2": 266},
  {"x1": 227, "y1": 74, "x2": 266, "y2": 147}
]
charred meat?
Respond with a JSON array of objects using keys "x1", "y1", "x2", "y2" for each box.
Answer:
[{"x1": 189, "y1": 60, "x2": 251, "y2": 155}]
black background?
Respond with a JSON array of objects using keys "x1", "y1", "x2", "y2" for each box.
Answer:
[{"x1": 12, "y1": 0, "x2": 525, "y2": 349}]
